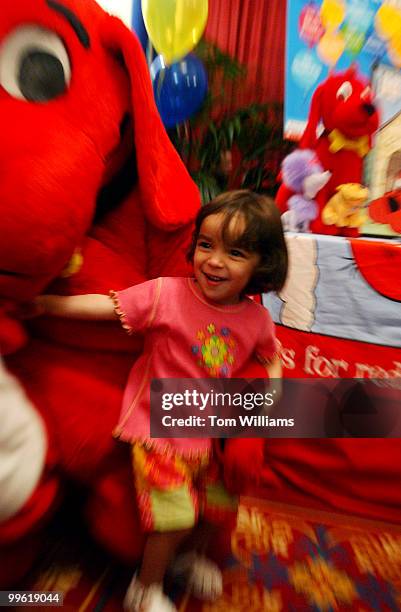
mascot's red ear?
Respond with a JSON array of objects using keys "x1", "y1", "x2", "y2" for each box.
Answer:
[
  {"x1": 346, "y1": 63, "x2": 357, "y2": 78},
  {"x1": 99, "y1": 15, "x2": 200, "y2": 230},
  {"x1": 300, "y1": 82, "x2": 324, "y2": 150}
]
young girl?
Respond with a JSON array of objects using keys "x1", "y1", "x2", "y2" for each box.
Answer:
[{"x1": 37, "y1": 190, "x2": 288, "y2": 612}]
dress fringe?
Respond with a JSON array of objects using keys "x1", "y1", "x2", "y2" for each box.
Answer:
[
  {"x1": 113, "y1": 429, "x2": 211, "y2": 460},
  {"x1": 109, "y1": 290, "x2": 134, "y2": 335}
]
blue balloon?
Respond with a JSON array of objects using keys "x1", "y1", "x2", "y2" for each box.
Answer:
[
  {"x1": 150, "y1": 53, "x2": 208, "y2": 128},
  {"x1": 291, "y1": 49, "x2": 322, "y2": 92},
  {"x1": 131, "y1": 0, "x2": 148, "y2": 52}
]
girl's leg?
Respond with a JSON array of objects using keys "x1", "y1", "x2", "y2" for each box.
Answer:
[
  {"x1": 169, "y1": 464, "x2": 238, "y2": 602},
  {"x1": 131, "y1": 444, "x2": 195, "y2": 586},
  {"x1": 124, "y1": 529, "x2": 192, "y2": 612},
  {"x1": 126, "y1": 445, "x2": 196, "y2": 610},
  {"x1": 169, "y1": 523, "x2": 223, "y2": 601},
  {"x1": 138, "y1": 529, "x2": 192, "y2": 586},
  {"x1": 177, "y1": 520, "x2": 219, "y2": 555}
]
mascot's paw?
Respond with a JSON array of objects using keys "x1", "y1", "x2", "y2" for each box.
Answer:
[
  {"x1": 84, "y1": 459, "x2": 145, "y2": 562},
  {"x1": 0, "y1": 310, "x2": 27, "y2": 355},
  {"x1": 223, "y1": 438, "x2": 265, "y2": 494},
  {"x1": 0, "y1": 357, "x2": 47, "y2": 521}
]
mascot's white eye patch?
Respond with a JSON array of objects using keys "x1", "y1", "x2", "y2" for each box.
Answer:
[
  {"x1": 0, "y1": 25, "x2": 71, "y2": 102},
  {"x1": 336, "y1": 81, "x2": 353, "y2": 102}
]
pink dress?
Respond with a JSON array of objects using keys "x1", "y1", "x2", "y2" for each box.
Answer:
[{"x1": 112, "y1": 277, "x2": 277, "y2": 457}]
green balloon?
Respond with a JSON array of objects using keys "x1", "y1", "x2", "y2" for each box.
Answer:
[{"x1": 342, "y1": 23, "x2": 366, "y2": 56}]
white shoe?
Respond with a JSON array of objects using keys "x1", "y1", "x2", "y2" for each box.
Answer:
[
  {"x1": 170, "y1": 552, "x2": 223, "y2": 601},
  {"x1": 123, "y1": 574, "x2": 177, "y2": 612}
]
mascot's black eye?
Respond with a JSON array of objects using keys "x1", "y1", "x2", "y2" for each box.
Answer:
[
  {"x1": 19, "y1": 51, "x2": 66, "y2": 102},
  {"x1": 0, "y1": 26, "x2": 71, "y2": 103}
]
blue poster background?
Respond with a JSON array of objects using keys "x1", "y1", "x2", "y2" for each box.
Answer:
[{"x1": 284, "y1": 0, "x2": 396, "y2": 139}]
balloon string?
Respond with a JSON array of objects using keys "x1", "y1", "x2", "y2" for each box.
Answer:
[
  {"x1": 146, "y1": 38, "x2": 154, "y2": 68},
  {"x1": 156, "y1": 66, "x2": 166, "y2": 100}
]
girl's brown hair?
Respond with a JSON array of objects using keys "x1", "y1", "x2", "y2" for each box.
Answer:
[{"x1": 187, "y1": 190, "x2": 288, "y2": 295}]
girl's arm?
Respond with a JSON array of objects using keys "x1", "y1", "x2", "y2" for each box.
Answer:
[
  {"x1": 265, "y1": 352, "x2": 282, "y2": 407},
  {"x1": 36, "y1": 294, "x2": 117, "y2": 320}
]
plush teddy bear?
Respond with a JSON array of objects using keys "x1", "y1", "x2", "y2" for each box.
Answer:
[
  {"x1": 0, "y1": 0, "x2": 201, "y2": 585},
  {"x1": 322, "y1": 183, "x2": 369, "y2": 228},
  {"x1": 280, "y1": 149, "x2": 331, "y2": 232},
  {"x1": 276, "y1": 67, "x2": 379, "y2": 236}
]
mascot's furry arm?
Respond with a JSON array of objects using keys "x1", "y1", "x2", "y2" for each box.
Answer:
[
  {"x1": 223, "y1": 438, "x2": 264, "y2": 494},
  {"x1": 222, "y1": 355, "x2": 282, "y2": 494},
  {"x1": 0, "y1": 0, "x2": 201, "y2": 584},
  {"x1": 0, "y1": 356, "x2": 46, "y2": 522},
  {"x1": 0, "y1": 315, "x2": 46, "y2": 522}
]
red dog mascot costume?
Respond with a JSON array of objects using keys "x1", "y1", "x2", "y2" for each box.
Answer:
[
  {"x1": 0, "y1": 0, "x2": 202, "y2": 584},
  {"x1": 276, "y1": 67, "x2": 379, "y2": 235}
]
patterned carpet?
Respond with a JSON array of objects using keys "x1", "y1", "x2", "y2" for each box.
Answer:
[{"x1": 18, "y1": 496, "x2": 401, "y2": 611}]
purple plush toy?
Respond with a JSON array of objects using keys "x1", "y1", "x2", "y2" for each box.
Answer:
[{"x1": 280, "y1": 150, "x2": 331, "y2": 232}]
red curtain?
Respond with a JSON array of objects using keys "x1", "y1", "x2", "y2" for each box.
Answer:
[{"x1": 205, "y1": 0, "x2": 286, "y2": 108}]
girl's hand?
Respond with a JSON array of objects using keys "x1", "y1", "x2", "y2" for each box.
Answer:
[
  {"x1": 8, "y1": 295, "x2": 87, "y2": 319},
  {"x1": 7, "y1": 301, "x2": 44, "y2": 320},
  {"x1": 34, "y1": 295, "x2": 68, "y2": 316},
  {"x1": 265, "y1": 353, "x2": 283, "y2": 405}
]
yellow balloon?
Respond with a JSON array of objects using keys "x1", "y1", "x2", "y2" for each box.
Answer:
[
  {"x1": 387, "y1": 35, "x2": 401, "y2": 68},
  {"x1": 320, "y1": 0, "x2": 345, "y2": 32},
  {"x1": 142, "y1": 0, "x2": 208, "y2": 64},
  {"x1": 375, "y1": 4, "x2": 401, "y2": 40},
  {"x1": 317, "y1": 30, "x2": 345, "y2": 66}
]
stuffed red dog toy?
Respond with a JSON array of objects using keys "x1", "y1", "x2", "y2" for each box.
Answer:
[
  {"x1": 0, "y1": 0, "x2": 202, "y2": 584},
  {"x1": 369, "y1": 175, "x2": 401, "y2": 233},
  {"x1": 276, "y1": 67, "x2": 379, "y2": 235}
]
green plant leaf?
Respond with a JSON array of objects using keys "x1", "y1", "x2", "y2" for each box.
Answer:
[{"x1": 166, "y1": 39, "x2": 292, "y2": 200}]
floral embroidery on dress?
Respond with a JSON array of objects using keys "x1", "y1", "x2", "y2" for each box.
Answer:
[{"x1": 191, "y1": 323, "x2": 236, "y2": 377}]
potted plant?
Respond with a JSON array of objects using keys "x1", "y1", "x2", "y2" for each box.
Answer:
[{"x1": 169, "y1": 41, "x2": 293, "y2": 203}]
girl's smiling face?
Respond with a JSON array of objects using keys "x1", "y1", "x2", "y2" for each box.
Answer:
[{"x1": 193, "y1": 212, "x2": 260, "y2": 305}]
